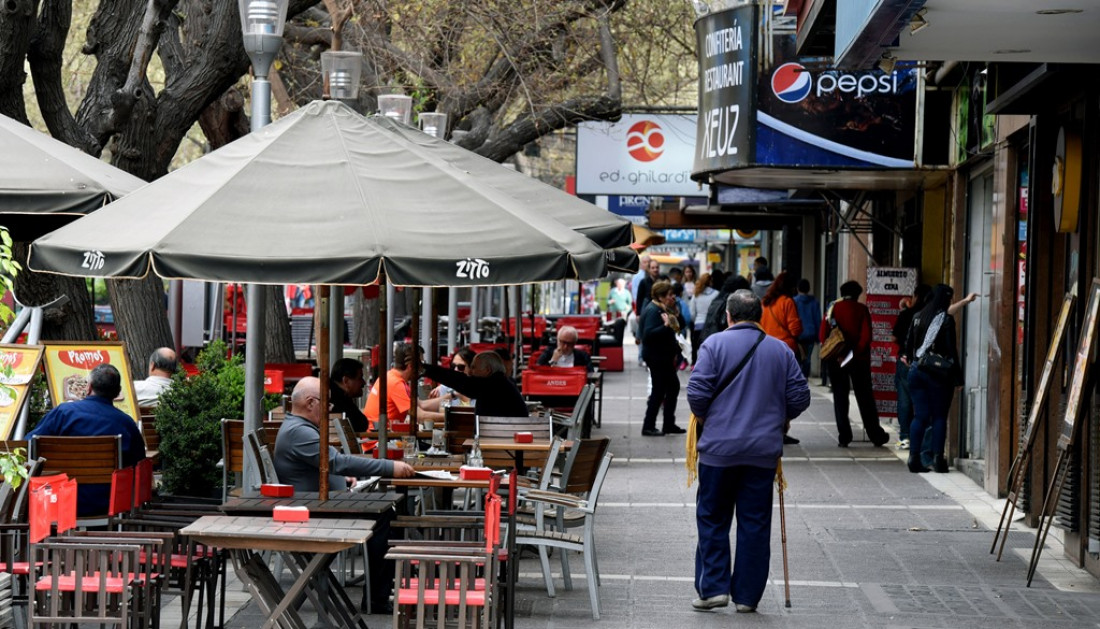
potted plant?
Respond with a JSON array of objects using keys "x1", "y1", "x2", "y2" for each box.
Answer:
[{"x1": 155, "y1": 341, "x2": 280, "y2": 497}]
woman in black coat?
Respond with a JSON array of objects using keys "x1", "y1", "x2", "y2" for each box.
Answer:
[
  {"x1": 902, "y1": 284, "x2": 962, "y2": 473},
  {"x1": 638, "y1": 280, "x2": 688, "y2": 436}
]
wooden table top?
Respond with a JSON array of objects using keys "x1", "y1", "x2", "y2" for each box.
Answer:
[
  {"x1": 462, "y1": 437, "x2": 565, "y2": 452},
  {"x1": 220, "y1": 491, "x2": 402, "y2": 517},
  {"x1": 388, "y1": 477, "x2": 492, "y2": 490},
  {"x1": 407, "y1": 453, "x2": 466, "y2": 472},
  {"x1": 181, "y1": 515, "x2": 375, "y2": 553}
]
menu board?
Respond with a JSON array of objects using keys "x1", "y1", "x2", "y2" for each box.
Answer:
[
  {"x1": 0, "y1": 345, "x2": 44, "y2": 438},
  {"x1": 42, "y1": 342, "x2": 139, "y2": 422},
  {"x1": 866, "y1": 267, "x2": 918, "y2": 420}
]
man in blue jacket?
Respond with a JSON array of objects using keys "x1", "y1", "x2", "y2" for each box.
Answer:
[
  {"x1": 687, "y1": 289, "x2": 810, "y2": 613},
  {"x1": 28, "y1": 364, "x2": 146, "y2": 517}
]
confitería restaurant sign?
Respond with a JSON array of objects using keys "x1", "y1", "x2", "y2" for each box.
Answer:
[{"x1": 693, "y1": 3, "x2": 758, "y2": 179}]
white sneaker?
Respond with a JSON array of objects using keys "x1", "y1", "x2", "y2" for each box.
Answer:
[
  {"x1": 896, "y1": 439, "x2": 910, "y2": 450},
  {"x1": 691, "y1": 594, "x2": 729, "y2": 611},
  {"x1": 735, "y1": 604, "x2": 756, "y2": 613}
]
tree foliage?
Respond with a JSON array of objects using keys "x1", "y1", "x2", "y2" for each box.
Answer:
[
  {"x1": 0, "y1": 0, "x2": 696, "y2": 363},
  {"x1": 155, "y1": 340, "x2": 279, "y2": 497}
]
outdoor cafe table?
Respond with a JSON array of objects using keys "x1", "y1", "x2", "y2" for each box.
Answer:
[
  {"x1": 220, "y1": 490, "x2": 403, "y2": 518},
  {"x1": 462, "y1": 437, "x2": 568, "y2": 475},
  {"x1": 180, "y1": 515, "x2": 374, "y2": 629}
]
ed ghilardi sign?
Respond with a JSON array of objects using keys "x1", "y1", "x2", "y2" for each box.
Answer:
[
  {"x1": 692, "y1": 4, "x2": 757, "y2": 179},
  {"x1": 575, "y1": 114, "x2": 699, "y2": 196}
]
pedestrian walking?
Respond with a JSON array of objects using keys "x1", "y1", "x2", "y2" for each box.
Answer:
[
  {"x1": 686, "y1": 289, "x2": 810, "y2": 613},
  {"x1": 638, "y1": 280, "x2": 688, "y2": 436},
  {"x1": 821, "y1": 280, "x2": 890, "y2": 447},
  {"x1": 793, "y1": 279, "x2": 821, "y2": 378}
]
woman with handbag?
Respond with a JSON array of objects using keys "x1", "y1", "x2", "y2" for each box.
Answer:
[
  {"x1": 903, "y1": 283, "x2": 963, "y2": 473},
  {"x1": 639, "y1": 280, "x2": 688, "y2": 436},
  {"x1": 823, "y1": 281, "x2": 890, "y2": 448}
]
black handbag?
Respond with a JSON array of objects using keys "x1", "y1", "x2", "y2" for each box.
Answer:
[{"x1": 917, "y1": 351, "x2": 954, "y2": 381}]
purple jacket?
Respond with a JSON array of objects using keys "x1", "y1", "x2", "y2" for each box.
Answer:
[{"x1": 687, "y1": 322, "x2": 810, "y2": 468}]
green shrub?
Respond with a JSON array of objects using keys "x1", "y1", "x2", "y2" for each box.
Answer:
[{"x1": 155, "y1": 341, "x2": 280, "y2": 497}]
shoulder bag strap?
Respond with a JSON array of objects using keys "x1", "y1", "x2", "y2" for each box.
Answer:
[{"x1": 715, "y1": 330, "x2": 767, "y2": 393}]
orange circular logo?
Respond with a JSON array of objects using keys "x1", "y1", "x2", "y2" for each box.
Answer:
[{"x1": 626, "y1": 120, "x2": 664, "y2": 162}]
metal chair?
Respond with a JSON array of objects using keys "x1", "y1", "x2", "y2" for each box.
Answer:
[{"x1": 514, "y1": 451, "x2": 613, "y2": 620}]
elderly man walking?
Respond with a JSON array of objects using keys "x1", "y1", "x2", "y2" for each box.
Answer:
[{"x1": 687, "y1": 289, "x2": 810, "y2": 613}]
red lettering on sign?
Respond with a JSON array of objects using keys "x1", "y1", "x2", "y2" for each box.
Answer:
[
  {"x1": 0, "y1": 352, "x2": 23, "y2": 369},
  {"x1": 58, "y1": 350, "x2": 110, "y2": 369}
]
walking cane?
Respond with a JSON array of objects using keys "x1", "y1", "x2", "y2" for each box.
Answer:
[{"x1": 776, "y1": 459, "x2": 791, "y2": 608}]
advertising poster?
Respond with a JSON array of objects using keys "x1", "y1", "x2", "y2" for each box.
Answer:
[
  {"x1": 756, "y1": 35, "x2": 919, "y2": 168},
  {"x1": 42, "y1": 342, "x2": 139, "y2": 422},
  {"x1": 576, "y1": 114, "x2": 699, "y2": 196},
  {"x1": 866, "y1": 267, "x2": 917, "y2": 420},
  {"x1": 0, "y1": 345, "x2": 44, "y2": 438}
]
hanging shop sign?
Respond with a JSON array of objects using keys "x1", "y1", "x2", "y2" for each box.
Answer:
[
  {"x1": 692, "y1": 25, "x2": 919, "y2": 181},
  {"x1": 693, "y1": 3, "x2": 758, "y2": 176},
  {"x1": 866, "y1": 267, "x2": 918, "y2": 420},
  {"x1": 576, "y1": 115, "x2": 699, "y2": 196}
]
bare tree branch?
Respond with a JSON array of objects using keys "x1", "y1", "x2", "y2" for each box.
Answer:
[{"x1": 28, "y1": 0, "x2": 100, "y2": 153}]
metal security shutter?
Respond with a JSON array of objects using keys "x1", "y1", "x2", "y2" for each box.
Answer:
[{"x1": 1056, "y1": 447, "x2": 1080, "y2": 533}]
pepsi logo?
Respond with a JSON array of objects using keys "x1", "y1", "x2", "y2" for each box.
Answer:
[
  {"x1": 771, "y1": 62, "x2": 812, "y2": 104},
  {"x1": 626, "y1": 120, "x2": 664, "y2": 162}
]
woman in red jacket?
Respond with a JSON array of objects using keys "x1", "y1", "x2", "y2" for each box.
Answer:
[
  {"x1": 761, "y1": 272, "x2": 804, "y2": 445},
  {"x1": 821, "y1": 280, "x2": 889, "y2": 447}
]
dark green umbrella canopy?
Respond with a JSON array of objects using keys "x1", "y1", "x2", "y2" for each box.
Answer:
[
  {"x1": 29, "y1": 100, "x2": 626, "y2": 287},
  {"x1": 0, "y1": 114, "x2": 145, "y2": 239}
]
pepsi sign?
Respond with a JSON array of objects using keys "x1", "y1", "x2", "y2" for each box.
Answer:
[{"x1": 771, "y1": 63, "x2": 811, "y2": 103}]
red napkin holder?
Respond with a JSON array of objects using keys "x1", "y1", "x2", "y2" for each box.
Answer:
[
  {"x1": 261, "y1": 484, "x2": 294, "y2": 498},
  {"x1": 391, "y1": 421, "x2": 412, "y2": 434},
  {"x1": 513, "y1": 431, "x2": 533, "y2": 443},
  {"x1": 273, "y1": 506, "x2": 309, "y2": 522},
  {"x1": 459, "y1": 466, "x2": 493, "y2": 481},
  {"x1": 373, "y1": 447, "x2": 404, "y2": 460}
]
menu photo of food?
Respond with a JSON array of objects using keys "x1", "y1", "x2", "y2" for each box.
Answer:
[
  {"x1": 0, "y1": 345, "x2": 45, "y2": 439},
  {"x1": 42, "y1": 342, "x2": 139, "y2": 423}
]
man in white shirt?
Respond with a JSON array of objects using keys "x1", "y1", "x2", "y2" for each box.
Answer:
[
  {"x1": 536, "y1": 326, "x2": 593, "y2": 372},
  {"x1": 133, "y1": 347, "x2": 178, "y2": 407}
]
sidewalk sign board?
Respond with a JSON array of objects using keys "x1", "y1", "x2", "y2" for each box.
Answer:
[
  {"x1": 42, "y1": 342, "x2": 140, "y2": 422},
  {"x1": 866, "y1": 267, "x2": 917, "y2": 420},
  {"x1": 0, "y1": 344, "x2": 44, "y2": 438}
]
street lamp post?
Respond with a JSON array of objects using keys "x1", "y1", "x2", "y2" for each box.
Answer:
[{"x1": 239, "y1": 0, "x2": 289, "y2": 495}]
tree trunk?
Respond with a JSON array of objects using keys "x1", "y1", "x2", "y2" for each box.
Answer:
[
  {"x1": 264, "y1": 285, "x2": 296, "y2": 362},
  {"x1": 352, "y1": 293, "x2": 379, "y2": 350},
  {"x1": 106, "y1": 276, "x2": 173, "y2": 375},
  {"x1": 11, "y1": 243, "x2": 96, "y2": 341}
]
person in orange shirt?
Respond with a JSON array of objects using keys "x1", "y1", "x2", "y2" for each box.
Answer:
[
  {"x1": 760, "y1": 272, "x2": 803, "y2": 446},
  {"x1": 364, "y1": 343, "x2": 445, "y2": 429}
]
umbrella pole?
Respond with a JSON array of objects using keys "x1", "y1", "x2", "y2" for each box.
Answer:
[
  {"x1": 409, "y1": 288, "x2": 419, "y2": 430},
  {"x1": 377, "y1": 272, "x2": 389, "y2": 465},
  {"x1": 243, "y1": 284, "x2": 267, "y2": 496},
  {"x1": 317, "y1": 285, "x2": 331, "y2": 501}
]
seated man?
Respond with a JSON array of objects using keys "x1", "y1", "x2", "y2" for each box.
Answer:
[
  {"x1": 274, "y1": 377, "x2": 414, "y2": 612},
  {"x1": 329, "y1": 357, "x2": 370, "y2": 432},
  {"x1": 28, "y1": 364, "x2": 146, "y2": 517},
  {"x1": 364, "y1": 343, "x2": 445, "y2": 429},
  {"x1": 133, "y1": 347, "x2": 178, "y2": 407},
  {"x1": 423, "y1": 351, "x2": 529, "y2": 418},
  {"x1": 537, "y1": 325, "x2": 593, "y2": 372}
]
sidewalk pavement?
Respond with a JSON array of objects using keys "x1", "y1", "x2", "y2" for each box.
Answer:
[{"x1": 193, "y1": 344, "x2": 1100, "y2": 629}]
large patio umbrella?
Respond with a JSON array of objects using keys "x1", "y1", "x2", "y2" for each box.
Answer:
[
  {"x1": 0, "y1": 114, "x2": 145, "y2": 239},
  {"x1": 28, "y1": 99, "x2": 624, "y2": 498}
]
